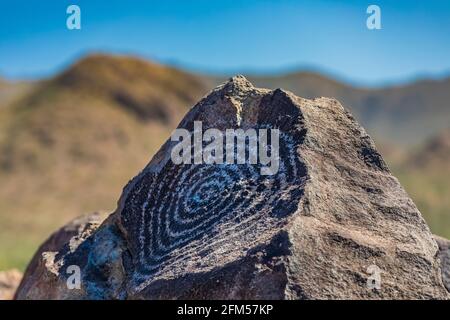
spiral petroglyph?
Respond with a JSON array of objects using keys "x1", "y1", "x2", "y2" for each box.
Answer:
[
  {"x1": 121, "y1": 130, "x2": 307, "y2": 289},
  {"x1": 118, "y1": 77, "x2": 309, "y2": 290}
]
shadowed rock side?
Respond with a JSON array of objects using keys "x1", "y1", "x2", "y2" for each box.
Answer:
[
  {"x1": 15, "y1": 212, "x2": 109, "y2": 299},
  {"x1": 434, "y1": 235, "x2": 450, "y2": 292},
  {"x1": 15, "y1": 76, "x2": 449, "y2": 299}
]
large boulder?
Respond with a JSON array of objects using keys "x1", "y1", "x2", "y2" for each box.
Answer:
[
  {"x1": 16, "y1": 76, "x2": 449, "y2": 299},
  {"x1": 0, "y1": 269, "x2": 22, "y2": 300}
]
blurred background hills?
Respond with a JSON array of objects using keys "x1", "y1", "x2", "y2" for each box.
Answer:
[{"x1": 0, "y1": 53, "x2": 449, "y2": 269}]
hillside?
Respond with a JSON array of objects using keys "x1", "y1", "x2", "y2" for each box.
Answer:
[
  {"x1": 409, "y1": 129, "x2": 450, "y2": 169},
  {"x1": 0, "y1": 54, "x2": 210, "y2": 269},
  {"x1": 391, "y1": 129, "x2": 450, "y2": 237},
  {"x1": 0, "y1": 79, "x2": 34, "y2": 109}
]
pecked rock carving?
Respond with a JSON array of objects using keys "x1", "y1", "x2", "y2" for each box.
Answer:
[{"x1": 16, "y1": 76, "x2": 449, "y2": 299}]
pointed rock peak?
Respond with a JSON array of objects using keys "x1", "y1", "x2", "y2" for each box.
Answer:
[
  {"x1": 220, "y1": 75, "x2": 256, "y2": 96},
  {"x1": 228, "y1": 74, "x2": 252, "y2": 85}
]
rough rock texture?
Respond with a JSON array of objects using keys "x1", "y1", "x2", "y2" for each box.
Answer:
[
  {"x1": 0, "y1": 269, "x2": 22, "y2": 300},
  {"x1": 434, "y1": 235, "x2": 450, "y2": 292},
  {"x1": 16, "y1": 76, "x2": 449, "y2": 299},
  {"x1": 15, "y1": 212, "x2": 108, "y2": 299}
]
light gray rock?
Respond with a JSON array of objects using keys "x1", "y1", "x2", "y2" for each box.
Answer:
[
  {"x1": 0, "y1": 269, "x2": 22, "y2": 300},
  {"x1": 434, "y1": 235, "x2": 450, "y2": 292},
  {"x1": 16, "y1": 76, "x2": 449, "y2": 299}
]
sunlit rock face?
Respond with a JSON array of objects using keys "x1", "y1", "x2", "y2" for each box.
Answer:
[{"x1": 15, "y1": 76, "x2": 449, "y2": 300}]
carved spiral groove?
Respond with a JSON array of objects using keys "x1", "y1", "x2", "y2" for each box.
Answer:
[{"x1": 121, "y1": 130, "x2": 306, "y2": 284}]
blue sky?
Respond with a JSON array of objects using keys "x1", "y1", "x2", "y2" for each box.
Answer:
[{"x1": 0, "y1": 0, "x2": 449, "y2": 85}]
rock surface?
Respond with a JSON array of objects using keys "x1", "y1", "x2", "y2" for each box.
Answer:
[
  {"x1": 15, "y1": 212, "x2": 108, "y2": 299},
  {"x1": 434, "y1": 235, "x2": 450, "y2": 292},
  {"x1": 16, "y1": 76, "x2": 449, "y2": 299},
  {"x1": 0, "y1": 269, "x2": 22, "y2": 300}
]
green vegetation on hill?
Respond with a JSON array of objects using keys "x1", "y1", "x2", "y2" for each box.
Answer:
[{"x1": 396, "y1": 129, "x2": 450, "y2": 237}]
